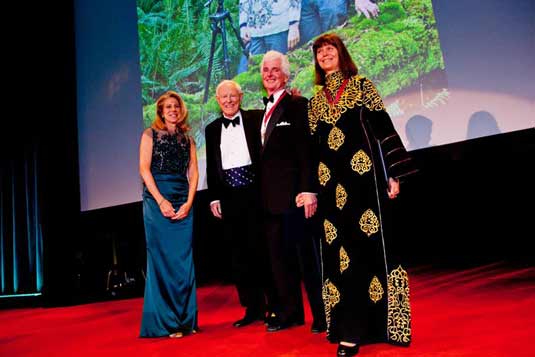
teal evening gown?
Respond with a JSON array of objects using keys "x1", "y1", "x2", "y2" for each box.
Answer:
[{"x1": 140, "y1": 128, "x2": 197, "y2": 337}]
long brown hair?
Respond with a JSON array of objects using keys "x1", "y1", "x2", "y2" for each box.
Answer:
[
  {"x1": 312, "y1": 33, "x2": 358, "y2": 86},
  {"x1": 151, "y1": 90, "x2": 190, "y2": 133}
]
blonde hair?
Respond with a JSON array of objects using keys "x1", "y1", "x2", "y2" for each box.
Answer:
[{"x1": 151, "y1": 90, "x2": 190, "y2": 133}]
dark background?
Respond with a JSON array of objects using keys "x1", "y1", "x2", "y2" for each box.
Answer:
[{"x1": 8, "y1": 1, "x2": 534, "y2": 307}]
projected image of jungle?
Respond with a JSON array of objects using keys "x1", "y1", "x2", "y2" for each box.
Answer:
[{"x1": 136, "y1": 0, "x2": 447, "y2": 158}]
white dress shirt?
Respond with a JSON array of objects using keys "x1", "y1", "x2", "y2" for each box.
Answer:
[{"x1": 220, "y1": 111, "x2": 252, "y2": 170}]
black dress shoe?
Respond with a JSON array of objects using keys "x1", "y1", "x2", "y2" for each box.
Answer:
[
  {"x1": 310, "y1": 320, "x2": 327, "y2": 333},
  {"x1": 233, "y1": 314, "x2": 263, "y2": 327},
  {"x1": 337, "y1": 343, "x2": 359, "y2": 356},
  {"x1": 264, "y1": 312, "x2": 277, "y2": 325},
  {"x1": 266, "y1": 319, "x2": 304, "y2": 332}
]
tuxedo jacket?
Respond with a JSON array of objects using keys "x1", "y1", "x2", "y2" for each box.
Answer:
[
  {"x1": 205, "y1": 109, "x2": 263, "y2": 203},
  {"x1": 259, "y1": 92, "x2": 316, "y2": 214}
]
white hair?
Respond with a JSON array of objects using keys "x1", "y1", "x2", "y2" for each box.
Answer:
[
  {"x1": 261, "y1": 50, "x2": 290, "y2": 78},
  {"x1": 216, "y1": 80, "x2": 243, "y2": 96}
]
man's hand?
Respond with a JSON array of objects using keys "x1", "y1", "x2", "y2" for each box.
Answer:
[
  {"x1": 355, "y1": 0, "x2": 380, "y2": 19},
  {"x1": 289, "y1": 87, "x2": 302, "y2": 96},
  {"x1": 288, "y1": 23, "x2": 300, "y2": 50},
  {"x1": 210, "y1": 201, "x2": 223, "y2": 219},
  {"x1": 296, "y1": 193, "x2": 317, "y2": 218}
]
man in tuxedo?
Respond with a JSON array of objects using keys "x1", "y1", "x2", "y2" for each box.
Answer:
[
  {"x1": 258, "y1": 50, "x2": 326, "y2": 333},
  {"x1": 205, "y1": 80, "x2": 267, "y2": 327}
]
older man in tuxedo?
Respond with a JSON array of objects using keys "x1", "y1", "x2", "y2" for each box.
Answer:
[
  {"x1": 205, "y1": 80, "x2": 268, "y2": 328},
  {"x1": 258, "y1": 50, "x2": 326, "y2": 333}
]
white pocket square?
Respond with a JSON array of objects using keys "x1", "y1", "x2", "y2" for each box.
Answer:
[{"x1": 276, "y1": 121, "x2": 291, "y2": 127}]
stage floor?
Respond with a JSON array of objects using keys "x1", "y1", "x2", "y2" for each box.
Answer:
[{"x1": 1, "y1": 262, "x2": 534, "y2": 356}]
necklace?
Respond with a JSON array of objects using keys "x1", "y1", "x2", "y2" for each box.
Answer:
[{"x1": 323, "y1": 78, "x2": 349, "y2": 106}]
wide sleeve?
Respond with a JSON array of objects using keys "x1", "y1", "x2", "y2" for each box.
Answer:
[
  {"x1": 307, "y1": 98, "x2": 322, "y2": 192},
  {"x1": 360, "y1": 78, "x2": 419, "y2": 182}
]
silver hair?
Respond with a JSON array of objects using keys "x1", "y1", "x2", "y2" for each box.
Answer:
[
  {"x1": 261, "y1": 50, "x2": 290, "y2": 78},
  {"x1": 216, "y1": 80, "x2": 243, "y2": 96}
]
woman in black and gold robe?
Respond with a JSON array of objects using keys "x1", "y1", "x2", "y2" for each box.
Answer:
[{"x1": 308, "y1": 33, "x2": 417, "y2": 356}]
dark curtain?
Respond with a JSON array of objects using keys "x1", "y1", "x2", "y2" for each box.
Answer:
[{"x1": 1, "y1": 144, "x2": 43, "y2": 296}]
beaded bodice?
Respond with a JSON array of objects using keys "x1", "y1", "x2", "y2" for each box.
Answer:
[{"x1": 150, "y1": 129, "x2": 190, "y2": 175}]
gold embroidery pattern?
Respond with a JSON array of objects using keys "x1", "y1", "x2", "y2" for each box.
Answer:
[
  {"x1": 308, "y1": 73, "x2": 385, "y2": 133},
  {"x1": 324, "y1": 219, "x2": 337, "y2": 244},
  {"x1": 369, "y1": 276, "x2": 384, "y2": 303},
  {"x1": 387, "y1": 266, "x2": 412, "y2": 344},
  {"x1": 318, "y1": 162, "x2": 331, "y2": 186},
  {"x1": 339, "y1": 246, "x2": 349, "y2": 273},
  {"x1": 322, "y1": 279, "x2": 340, "y2": 331},
  {"x1": 350, "y1": 150, "x2": 372, "y2": 175},
  {"x1": 362, "y1": 78, "x2": 386, "y2": 112},
  {"x1": 325, "y1": 70, "x2": 345, "y2": 93},
  {"x1": 328, "y1": 126, "x2": 345, "y2": 151},
  {"x1": 359, "y1": 209, "x2": 379, "y2": 237},
  {"x1": 307, "y1": 101, "x2": 320, "y2": 135},
  {"x1": 335, "y1": 184, "x2": 347, "y2": 210}
]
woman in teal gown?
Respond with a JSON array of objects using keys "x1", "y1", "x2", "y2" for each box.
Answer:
[{"x1": 139, "y1": 90, "x2": 199, "y2": 338}]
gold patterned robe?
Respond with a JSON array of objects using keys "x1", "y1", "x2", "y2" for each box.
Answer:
[{"x1": 309, "y1": 72, "x2": 416, "y2": 346}]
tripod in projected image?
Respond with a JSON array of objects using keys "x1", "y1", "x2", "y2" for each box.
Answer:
[{"x1": 203, "y1": 0, "x2": 249, "y2": 103}]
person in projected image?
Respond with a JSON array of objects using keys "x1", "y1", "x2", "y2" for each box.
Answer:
[
  {"x1": 257, "y1": 50, "x2": 327, "y2": 334},
  {"x1": 139, "y1": 90, "x2": 199, "y2": 338},
  {"x1": 205, "y1": 80, "x2": 272, "y2": 328},
  {"x1": 237, "y1": 0, "x2": 302, "y2": 73},
  {"x1": 307, "y1": 33, "x2": 417, "y2": 356},
  {"x1": 405, "y1": 114, "x2": 433, "y2": 151},
  {"x1": 299, "y1": 0, "x2": 380, "y2": 47},
  {"x1": 466, "y1": 110, "x2": 501, "y2": 140}
]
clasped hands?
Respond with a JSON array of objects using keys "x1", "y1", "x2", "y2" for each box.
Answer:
[
  {"x1": 159, "y1": 199, "x2": 191, "y2": 220},
  {"x1": 295, "y1": 193, "x2": 317, "y2": 218}
]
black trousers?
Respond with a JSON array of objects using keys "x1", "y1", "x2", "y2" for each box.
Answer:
[
  {"x1": 221, "y1": 185, "x2": 267, "y2": 316},
  {"x1": 264, "y1": 207, "x2": 325, "y2": 324}
]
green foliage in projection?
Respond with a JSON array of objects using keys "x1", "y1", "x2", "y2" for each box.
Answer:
[
  {"x1": 138, "y1": 0, "x2": 445, "y2": 150},
  {"x1": 137, "y1": 0, "x2": 242, "y2": 105}
]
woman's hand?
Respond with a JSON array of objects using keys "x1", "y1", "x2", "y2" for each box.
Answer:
[
  {"x1": 387, "y1": 177, "x2": 400, "y2": 199},
  {"x1": 159, "y1": 199, "x2": 176, "y2": 218},
  {"x1": 160, "y1": 198, "x2": 175, "y2": 218},
  {"x1": 172, "y1": 202, "x2": 192, "y2": 220}
]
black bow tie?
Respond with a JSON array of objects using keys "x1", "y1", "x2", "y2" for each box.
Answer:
[
  {"x1": 223, "y1": 116, "x2": 240, "y2": 128},
  {"x1": 263, "y1": 95, "x2": 274, "y2": 106}
]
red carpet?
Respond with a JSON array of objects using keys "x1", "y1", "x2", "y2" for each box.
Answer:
[{"x1": 1, "y1": 262, "x2": 534, "y2": 356}]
